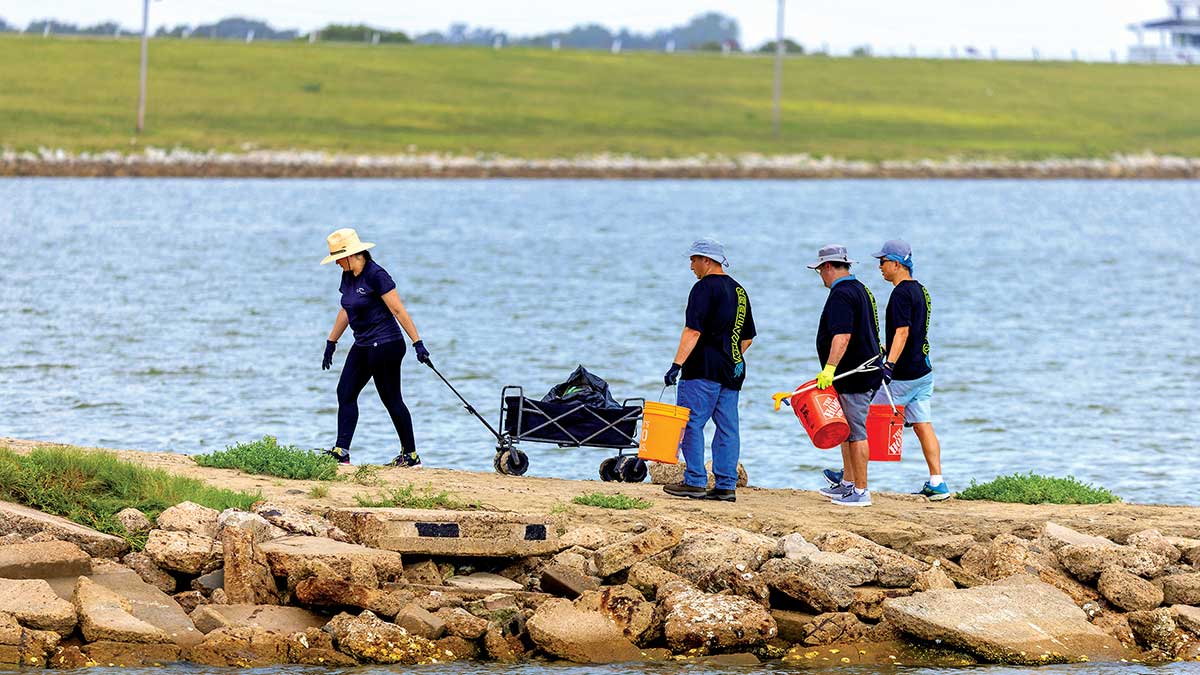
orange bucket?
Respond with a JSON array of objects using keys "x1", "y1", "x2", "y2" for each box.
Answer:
[
  {"x1": 638, "y1": 401, "x2": 691, "y2": 464},
  {"x1": 867, "y1": 404, "x2": 905, "y2": 461},
  {"x1": 790, "y1": 380, "x2": 850, "y2": 449}
]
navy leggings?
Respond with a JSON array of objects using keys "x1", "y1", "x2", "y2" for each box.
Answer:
[{"x1": 336, "y1": 340, "x2": 415, "y2": 452}]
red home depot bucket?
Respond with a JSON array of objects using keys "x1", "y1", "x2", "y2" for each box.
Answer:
[
  {"x1": 790, "y1": 380, "x2": 850, "y2": 449},
  {"x1": 867, "y1": 404, "x2": 905, "y2": 461}
]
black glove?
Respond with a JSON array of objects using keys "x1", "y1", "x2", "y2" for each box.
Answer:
[
  {"x1": 413, "y1": 340, "x2": 432, "y2": 366},
  {"x1": 664, "y1": 363, "x2": 682, "y2": 386},
  {"x1": 322, "y1": 340, "x2": 337, "y2": 370},
  {"x1": 880, "y1": 359, "x2": 894, "y2": 384}
]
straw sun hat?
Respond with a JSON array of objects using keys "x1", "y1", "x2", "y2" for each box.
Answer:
[{"x1": 321, "y1": 228, "x2": 375, "y2": 265}]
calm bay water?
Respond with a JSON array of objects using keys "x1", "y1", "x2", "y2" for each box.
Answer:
[{"x1": 0, "y1": 178, "x2": 1196, "y2": 505}]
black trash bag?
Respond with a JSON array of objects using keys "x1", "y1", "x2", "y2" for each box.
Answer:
[{"x1": 542, "y1": 365, "x2": 621, "y2": 409}]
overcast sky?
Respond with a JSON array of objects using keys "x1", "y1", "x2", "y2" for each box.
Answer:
[{"x1": 1, "y1": 0, "x2": 1173, "y2": 59}]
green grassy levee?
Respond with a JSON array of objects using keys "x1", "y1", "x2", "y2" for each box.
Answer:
[
  {"x1": 194, "y1": 435, "x2": 339, "y2": 481},
  {"x1": 957, "y1": 472, "x2": 1119, "y2": 505},
  {"x1": 3, "y1": 35, "x2": 1199, "y2": 160},
  {"x1": 0, "y1": 446, "x2": 260, "y2": 549}
]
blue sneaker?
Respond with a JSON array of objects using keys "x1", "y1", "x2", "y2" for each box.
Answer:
[
  {"x1": 831, "y1": 489, "x2": 872, "y2": 507},
  {"x1": 819, "y1": 482, "x2": 854, "y2": 499},
  {"x1": 917, "y1": 481, "x2": 951, "y2": 501},
  {"x1": 823, "y1": 468, "x2": 844, "y2": 486}
]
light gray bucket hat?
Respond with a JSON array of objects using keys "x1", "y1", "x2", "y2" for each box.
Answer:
[
  {"x1": 806, "y1": 243, "x2": 856, "y2": 269},
  {"x1": 686, "y1": 238, "x2": 729, "y2": 267}
]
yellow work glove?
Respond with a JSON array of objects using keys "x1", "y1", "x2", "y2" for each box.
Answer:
[{"x1": 816, "y1": 364, "x2": 837, "y2": 389}]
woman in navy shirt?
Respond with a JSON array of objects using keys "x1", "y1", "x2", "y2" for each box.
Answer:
[{"x1": 320, "y1": 228, "x2": 430, "y2": 468}]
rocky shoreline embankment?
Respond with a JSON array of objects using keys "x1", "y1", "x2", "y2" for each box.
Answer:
[
  {"x1": 4, "y1": 148, "x2": 1200, "y2": 179},
  {"x1": 2, "y1": 484, "x2": 1200, "y2": 669}
]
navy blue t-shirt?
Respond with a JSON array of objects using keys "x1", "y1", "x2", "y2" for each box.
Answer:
[
  {"x1": 886, "y1": 279, "x2": 933, "y2": 381},
  {"x1": 339, "y1": 260, "x2": 404, "y2": 347},
  {"x1": 816, "y1": 276, "x2": 882, "y2": 394},
  {"x1": 681, "y1": 274, "x2": 756, "y2": 391}
]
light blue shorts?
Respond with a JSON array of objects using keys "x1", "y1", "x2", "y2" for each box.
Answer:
[{"x1": 873, "y1": 372, "x2": 934, "y2": 425}]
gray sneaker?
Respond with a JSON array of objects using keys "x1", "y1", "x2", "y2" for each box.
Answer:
[
  {"x1": 831, "y1": 489, "x2": 872, "y2": 507},
  {"x1": 819, "y1": 482, "x2": 854, "y2": 499}
]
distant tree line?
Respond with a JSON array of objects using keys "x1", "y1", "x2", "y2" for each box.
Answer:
[{"x1": 0, "y1": 12, "x2": 760, "y2": 51}]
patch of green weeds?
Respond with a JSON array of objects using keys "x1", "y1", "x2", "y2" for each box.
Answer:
[
  {"x1": 571, "y1": 492, "x2": 653, "y2": 510},
  {"x1": 957, "y1": 472, "x2": 1119, "y2": 505},
  {"x1": 351, "y1": 464, "x2": 384, "y2": 486},
  {"x1": 194, "y1": 435, "x2": 338, "y2": 481},
  {"x1": 308, "y1": 484, "x2": 330, "y2": 499},
  {"x1": 353, "y1": 484, "x2": 478, "y2": 510},
  {"x1": 0, "y1": 447, "x2": 259, "y2": 550}
]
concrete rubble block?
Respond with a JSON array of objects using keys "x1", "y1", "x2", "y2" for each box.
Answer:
[
  {"x1": 0, "y1": 534, "x2": 25, "y2": 546},
  {"x1": 156, "y1": 501, "x2": 221, "y2": 539},
  {"x1": 551, "y1": 547, "x2": 597, "y2": 575},
  {"x1": 190, "y1": 606, "x2": 231, "y2": 634},
  {"x1": 526, "y1": 597, "x2": 643, "y2": 664},
  {"x1": 172, "y1": 591, "x2": 207, "y2": 614},
  {"x1": 1091, "y1": 610, "x2": 1136, "y2": 646},
  {"x1": 210, "y1": 588, "x2": 229, "y2": 604},
  {"x1": 769, "y1": 608, "x2": 817, "y2": 643},
  {"x1": 666, "y1": 529, "x2": 776, "y2": 600},
  {"x1": 327, "y1": 507, "x2": 562, "y2": 557},
  {"x1": 287, "y1": 626, "x2": 358, "y2": 666},
  {"x1": 253, "y1": 502, "x2": 352, "y2": 542},
  {"x1": 122, "y1": 552, "x2": 176, "y2": 593},
  {"x1": 445, "y1": 572, "x2": 524, "y2": 592},
  {"x1": 659, "y1": 580, "x2": 777, "y2": 653},
  {"x1": 1040, "y1": 522, "x2": 1117, "y2": 552},
  {"x1": 48, "y1": 567, "x2": 202, "y2": 647},
  {"x1": 0, "y1": 500, "x2": 128, "y2": 558},
  {"x1": 936, "y1": 558, "x2": 988, "y2": 587},
  {"x1": 574, "y1": 584, "x2": 657, "y2": 645},
  {"x1": 82, "y1": 641, "x2": 181, "y2": 666},
  {"x1": 907, "y1": 534, "x2": 977, "y2": 560},
  {"x1": 483, "y1": 623, "x2": 524, "y2": 662},
  {"x1": 115, "y1": 508, "x2": 153, "y2": 534},
  {"x1": 592, "y1": 524, "x2": 682, "y2": 578},
  {"x1": 197, "y1": 604, "x2": 325, "y2": 635},
  {"x1": 1160, "y1": 573, "x2": 1200, "y2": 606},
  {"x1": 0, "y1": 578, "x2": 77, "y2": 633},
  {"x1": 73, "y1": 576, "x2": 170, "y2": 644},
  {"x1": 1126, "y1": 529, "x2": 1181, "y2": 563},
  {"x1": 49, "y1": 645, "x2": 93, "y2": 668},
  {"x1": 626, "y1": 561, "x2": 684, "y2": 599},
  {"x1": 963, "y1": 535, "x2": 1100, "y2": 605},
  {"x1": 777, "y1": 533, "x2": 820, "y2": 559},
  {"x1": 220, "y1": 526, "x2": 279, "y2": 605},
  {"x1": 0, "y1": 541, "x2": 91, "y2": 580},
  {"x1": 217, "y1": 509, "x2": 287, "y2": 543},
  {"x1": 1057, "y1": 543, "x2": 1169, "y2": 582},
  {"x1": 0, "y1": 611, "x2": 61, "y2": 667},
  {"x1": 259, "y1": 535, "x2": 405, "y2": 588},
  {"x1": 912, "y1": 563, "x2": 958, "y2": 592},
  {"x1": 883, "y1": 578, "x2": 1124, "y2": 665},
  {"x1": 323, "y1": 610, "x2": 447, "y2": 664},
  {"x1": 647, "y1": 460, "x2": 748, "y2": 489},
  {"x1": 403, "y1": 559, "x2": 444, "y2": 585},
  {"x1": 435, "y1": 635, "x2": 479, "y2": 661},
  {"x1": 1097, "y1": 567, "x2": 1164, "y2": 611},
  {"x1": 192, "y1": 569, "x2": 224, "y2": 594},
  {"x1": 293, "y1": 576, "x2": 411, "y2": 618},
  {"x1": 184, "y1": 624, "x2": 290, "y2": 667},
  {"x1": 812, "y1": 530, "x2": 924, "y2": 588},
  {"x1": 1126, "y1": 607, "x2": 1189, "y2": 655},
  {"x1": 560, "y1": 526, "x2": 623, "y2": 550},
  {"x1": 540, "y1": 564, "x2": 600, "y2": 599},
  {"x1": 144, "y1": 529, "x2": 222, "y2": 575},
  {"x1": 394, "y1": 603, "x2": 446, "y2": 640},
  {"x1": 481, "y1": 593, "x2": 518, "y2": 612},
  {"x1": 1173, "y1": 604, "x2": 1200, "y2": 635},
  {"x1": 800, "y1": 611, "x2": 871, "y2": 646},
  {"x1": 849, "y1": 586, "x2": 914, "y2": 621},
  {"x1": 760, "y1": 557, "x2": 854, "y2": 612},
  {"x1": 435, "y1": 607, "x2": 488, "y2": 640}
]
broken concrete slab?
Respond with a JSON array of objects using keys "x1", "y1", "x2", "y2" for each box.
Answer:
[
  {"x1": 156, "y1": 501, "x2": 220, "y2": 539},
  {"x1": 73, "y1": 576, "x2": 170, "y2": 644},
  {"x1": 191, "y1": 604, "x2": 325, "y2": 635},
  {"x1": 48, "y1": 569, "x2": 202, "y2": 647},
  {"x1": 1041, "y1": 522, "x2": 1117, "y2": 552},
  {"x1": 394, "y1": 604, "x2": 446, "y2": 640},
  {"x1": 0, "y1": 500, "x2": 127, "y2": 558},
  {"x1": 0, "y1": 541, "x2": 91, "y2": 579},
  {"x1": 144, "y1": 529, "x2": 222, "y2": 575},
  {"x1": 526, "y1": 598, "x2": 643, "y2": 664},
  {"x1": 592, "y1": 524, "x2": 682, "y2": 577},
  {"x1": 220, "y1": 527, "x2": 279, "y2": 605},
  {"x1": 326, "y1": 507, "x2": 562, "y2": 557},
  {"x1": 540, "y1": 564, "x2": 600, "y2": 599},
  {"x1": 83, "y1": 641, "x2": 181, "y2": 666},
  {"x1": 258, "y1": 535, "x2": 405, "y2": 587},
  {"x1": 0, "y1": 579, "x2": 76, "y2": 633},
  {"x1": 253, "y1": 502, "x2": 352, "y2": 542},
  {"x1": 445, "y1": 572, "x2": 524, "y2": 593}
]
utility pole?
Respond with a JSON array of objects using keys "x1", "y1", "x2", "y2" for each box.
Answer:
[
  {"x1": 773, "y1": 0, "x2": 786, "y2": 138},
  {"x1": 136, "y1": 0, "x2": 150, "y2": 134}
]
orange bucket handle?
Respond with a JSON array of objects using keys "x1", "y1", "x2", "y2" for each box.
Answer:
[{"x1": 771, "y1": 355, "x2": 885, "y2": 410}]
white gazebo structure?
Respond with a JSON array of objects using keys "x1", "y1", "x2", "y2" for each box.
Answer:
[{"x1": 1129, "y1": 0, "x2": 1200, "y2": 63}]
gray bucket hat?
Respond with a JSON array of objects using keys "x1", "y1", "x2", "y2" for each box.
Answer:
[
  {"x1": 686, "y1": 238, "x2": 729, "y2": 267},
  {"x1": 807, "y1": 244, "x2": 857, "y2": 269}
]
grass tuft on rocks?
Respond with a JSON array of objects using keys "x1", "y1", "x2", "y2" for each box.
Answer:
[
  {"x1": 194, "y1": 435, "x2": 339, "y2": 481},
  {"x1": 354, "y1": 484, "x2": 479, "y2": 510},
  {"x1": 0, "y1": 446, "x2": 259, "y2": 549},
  {"x1": 571, "y1": 492, "x2": 653, "y2": 510},
  {"x1": 957, "y1": 472, "x2": 1119, "y2": 505}
]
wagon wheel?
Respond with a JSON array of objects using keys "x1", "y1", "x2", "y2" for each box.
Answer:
[
  {"x1": 501, "y1": 449, "x2": 529, "y2": 476},
  {"x1": 621, "y1": 458, "x2": 648, "y2": 483},
  {"x1": 493, "y1": 450, "x2": 507, "y2": 475},
  {"x1": 598, "y1": 457, "x2": 619, "y2": 482}
]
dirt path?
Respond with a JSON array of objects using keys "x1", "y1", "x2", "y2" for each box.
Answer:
[{"x1": 4, "y1": 437, "x2": 1196, "y2": 546}]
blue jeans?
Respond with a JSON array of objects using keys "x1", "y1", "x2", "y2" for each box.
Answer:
[{"x1": 677, "y1": 378, "x2": 740, "y2": 491}]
